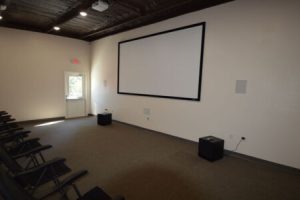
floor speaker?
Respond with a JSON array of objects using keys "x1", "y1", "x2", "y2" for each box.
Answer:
[
  {"x1": 97, "y1": 113, "x2": 112, "y2": 126},
  {"x1": 198, "y1": 136, "x2": 224, "y2": 161}
]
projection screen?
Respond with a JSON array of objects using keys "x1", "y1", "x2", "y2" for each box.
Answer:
[{"x1": 118, "y1": 22, "x2": 205, "y2": 101}]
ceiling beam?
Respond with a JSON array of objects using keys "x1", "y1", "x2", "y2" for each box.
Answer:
[
  {"x1": 83, "y1": 0, "x2": 234, "y2": 41},
  {"x1": 81, "y1": 0, "x2": 187, "y2": 40},
  {"x1": 0, "y1": 0, "x2": 9, "y2": 6},
  {"x1": 115, "y1": 0, "x2": 144, "y2": 15},
  {"x1": 0, "y1": 21, "x2": 44, "y2": 33},
  {"x1": 46, "y1": 0, "x2": 97, "y2": 32}
]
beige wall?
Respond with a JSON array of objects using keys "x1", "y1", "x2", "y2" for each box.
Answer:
[
  {"x1": 90, "y1": 0, "x2": 300, "y2": 168},
  {"x1": 0, "y1": 27, "x2": 90, "y2": 121}
]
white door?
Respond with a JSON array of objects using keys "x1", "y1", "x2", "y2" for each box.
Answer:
[{"x1": 65, "y1": 72, "x2": 86, "y2": 118}]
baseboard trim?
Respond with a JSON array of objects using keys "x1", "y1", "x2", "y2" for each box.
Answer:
[
  {"x1": 18, "y1": 116, "x2": 65, "y2": 124},
  {"x1": 113, "y1": 119, "x2": 300, "y2": 175},
  {"x1": 224, "y1": 150, "x2": 300, "y2": 176},
  {"x1": 113, "y1": 119, "x2": 195, "y2": 144}
]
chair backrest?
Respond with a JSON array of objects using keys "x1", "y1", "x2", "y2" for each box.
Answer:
[
  {"x1": 0, "y1": 145, "x2": 22, "y2": 174},
  {"x1": 0, "y1": 165, "x2": 34, "y2": 200}
]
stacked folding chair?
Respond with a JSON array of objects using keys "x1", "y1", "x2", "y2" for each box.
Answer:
[{"x1": 0, "y1": 111, "x2": 125, "y2": 200}]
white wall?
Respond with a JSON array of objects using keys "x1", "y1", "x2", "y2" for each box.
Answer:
[
  {"x1": 0, "y1": 28, "x2": 90, "y2": 121},
  {"x1": 90, "y1": 0, "x2": 300, "y2": 168}
]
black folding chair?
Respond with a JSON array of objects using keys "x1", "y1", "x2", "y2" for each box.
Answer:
[
  {"x1": 8, "y1": 144, "x2": 52, "y2": 169},
  {"x1": 0, "y1": 111, "x2": 8, "y2": 116},
  {"x1": 0, "y1": 115, "x2": 15, "y2": 124},
  {"x1": 0, "y1": 114, "x2": 12, "y2": 121},
  {"x1": 0, "y1": 129, "x2": 31, "y2": 144},
  {"x1": 0, "y1": 122, "x2": 42, "y2": 151},
  {"x1": 0, "y1": 165, "x2": 88, "y2": 200},
  {"x1": 0, "y1": 126, "x2": 24, "y2": 135},
  {"x1": 0, "y1": 121, "x2": 30, "y2": 146},
  {"x1": 0, "y1": 144, "x2": 71, "y2": 194},
  {"x1": 0, "y1": 165, "x2": 124, "y2": 200},
  {"x1": 0, "y1": 124, "x2": 47, "y2": 165},
  {"x1": 5, "y1": 137, "x2": 42, "y2": 156},
  {"x1": 72, "y1": 187, "x2": 125, "y2": 200},
  {"x1": 0, "y1": 121, "x2": 19, "y2": 131}
]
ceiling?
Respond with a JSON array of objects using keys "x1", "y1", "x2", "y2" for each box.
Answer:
[{"x1": 0, "y1": 0, "x2": 232, "y2": 41}]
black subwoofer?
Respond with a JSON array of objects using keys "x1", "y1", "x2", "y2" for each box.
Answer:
[
  {"x1": 198, "y1": 136, "x2": 224, "y2": 161},
  {"x1": 97, "y1": 113, "x2": 112, "y2": 126}
]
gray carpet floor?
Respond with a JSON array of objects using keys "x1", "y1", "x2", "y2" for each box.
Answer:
[{"x1": 22, "y1": 117, "x2": 300, "y2": 200}]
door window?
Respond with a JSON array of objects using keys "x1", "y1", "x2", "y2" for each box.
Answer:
[{"x1": 67, "y1": 75, "x2": 83, "y2": 99}]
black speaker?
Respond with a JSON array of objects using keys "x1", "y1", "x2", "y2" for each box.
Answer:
[
  {"x1": 198, "y1": 136, "x2": 224, "y2": 161},
  {"x1": 97, "y1": 113, "x2": 112, "y2": 126}
]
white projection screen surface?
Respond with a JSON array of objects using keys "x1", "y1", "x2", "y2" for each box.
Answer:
[{"x1": 118, "y1": 22, "x2": 205, "y2": 101}]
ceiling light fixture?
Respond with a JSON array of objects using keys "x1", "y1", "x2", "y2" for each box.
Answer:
[
  {"x1": 80, "y1": 11, "x2": 87, "y2": 17},
  {"x1": 92, "y1": 0, "x2": 109, "y2": 12},
  {"x1": 0, "y1": 5, "x2": 7, "y2": 11},
  {"x1": 0, "y1": 3, "x2": 7, "y2": 20},
  {"x1": 53, "y1": 26, "x2": 60, "y2": 31}
]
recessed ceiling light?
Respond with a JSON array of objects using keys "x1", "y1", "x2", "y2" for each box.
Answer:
[
  {"x1": 53, "y1": 26, "x2": 60, "y2": 31},
  {"x1": 80, "y1": 11, "x2": 87, "y2": 17},
  {"x1": 0, "y1": 5, "x2": 7, "y2": 11},
  {"x1": 0, "y1": 16, "x2": 2, "y2": 20}
]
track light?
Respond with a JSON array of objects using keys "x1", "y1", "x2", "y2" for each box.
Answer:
[
  {"x1": 80, "y1": 11, "x2": 87, "y2": 17},
  {"x1": 53, "y1": 26, "x2": 60, "y2": 31}
]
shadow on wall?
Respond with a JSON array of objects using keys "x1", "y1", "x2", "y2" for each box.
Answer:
[{"x1": 106, "y1": 163, "x2": 202, "y2": 200}]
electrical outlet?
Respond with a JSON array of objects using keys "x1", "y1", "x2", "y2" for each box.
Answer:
[{"x1": 104, "y1": 108, "x2": 113, "y2": 113}]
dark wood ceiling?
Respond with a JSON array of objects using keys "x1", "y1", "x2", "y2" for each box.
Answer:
[{"x1": 0, "y1": 0, "x2": 232, "y2": 41}]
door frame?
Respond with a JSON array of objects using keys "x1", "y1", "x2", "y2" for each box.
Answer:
[{"x1": 64, "y1": 71, "x2": 87, "y2": 118}]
